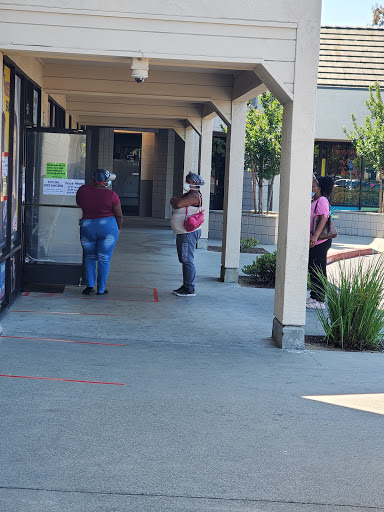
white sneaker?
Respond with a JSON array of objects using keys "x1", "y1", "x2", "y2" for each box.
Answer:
[{"x1": 306, "y1": 300, "x2": 325, "y2": 310}]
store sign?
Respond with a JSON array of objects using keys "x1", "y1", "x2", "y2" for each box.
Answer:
[
  {"x1": 43, "y1": 178, "x2": 84, "y2": 196},
  {"x1": 46, "y1": 162, "x2": 67, "y2": 179}
]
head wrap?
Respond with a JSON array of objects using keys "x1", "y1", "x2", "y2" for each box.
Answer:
[{"x1": 187, "y1": 172, "x2": 205, "y2": 186}]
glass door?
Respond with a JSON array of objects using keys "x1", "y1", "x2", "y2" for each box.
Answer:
[{"x1": 23, "y1": 129, "x2": 86, "y2": 290}]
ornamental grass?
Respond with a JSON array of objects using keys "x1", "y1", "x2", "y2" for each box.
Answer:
[{"x1": 314, "y1": 254, "x2": 384, "y2": 351}]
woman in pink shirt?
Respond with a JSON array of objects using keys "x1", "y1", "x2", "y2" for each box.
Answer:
[
  {"x1": 306, "y1": 175, "x2": 334, "y2": 310},
  {"x1": 76, "y1": 169, "x2": 123, "y2": 295}
]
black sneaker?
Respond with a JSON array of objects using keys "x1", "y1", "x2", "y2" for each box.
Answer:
[
  {"x1": 82, "y1": 287, "x2": 94, "y2": 295},
  {"x1": 97, "y1": 289, "x2": 109, "y2": 295},
  {"x1": 172, "y1": 285, "x2": 185, "y2": 295},
  {"x1": 174, "y1": 287, "x2": 196, "y2": 297}
]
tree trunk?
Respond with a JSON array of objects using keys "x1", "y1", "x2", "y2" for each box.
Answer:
[
  {"x1": 258, "y1": 158, "x2": 263, "y2": 214},
  {"x1": 380, "y1": 166, "x2": 383, "y2": 213},
  {"x1": 258, "y1": 181, "x2": 263, "y2": 214},
  {"x1": 267, "y1": 178, "x2": 274, "y2": 213},
  {"x1": 251, "y1": 162, "x2": 257, "y2": 212}
]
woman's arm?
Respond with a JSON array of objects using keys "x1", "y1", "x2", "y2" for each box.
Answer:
[
  {"x1": 112, "y1": 203, "x2": 123, "y2": 231},
  {"x1": 170, "y1": 191, "x2": 200, "y2": 209},
  {"x1": 310, "y1": 215, "x2": 328, "y2": 248}
]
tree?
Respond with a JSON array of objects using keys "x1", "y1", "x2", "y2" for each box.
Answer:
[
  {"x1": 372, "y1": 4, "x2": 384, "y2": 26},
  {"x1": 244, "y1": 92, "x2": 283, "y2": 214},
  {"x1": 343, "y1": 82, "x2": 384, "y2": 212}
]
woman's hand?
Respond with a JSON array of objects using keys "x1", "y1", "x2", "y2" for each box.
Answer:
[{"x1": 310, "y1": 235, "x2": 318, "y2": 248}]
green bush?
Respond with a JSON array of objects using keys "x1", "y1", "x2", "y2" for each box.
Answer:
[
  {"x1": 331, "y1": 187, "x2": 380, "y2": 208},
  {"x1": 314, "y1": 254, "x2": 384, "y2": 351},
  {"x1": 242, "y1": 251, "x2": 277, "y2": 286},
  {"x1": 240, "y1": 237, "x2": 260, "y2": 251}
]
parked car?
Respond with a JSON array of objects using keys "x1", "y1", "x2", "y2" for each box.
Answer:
[
  {"x1": 334, "y1": 179, "x2": 360, "y2": 189},
  {"x1": 362, "y1": 181, "x2": 381, "y2": 189}
]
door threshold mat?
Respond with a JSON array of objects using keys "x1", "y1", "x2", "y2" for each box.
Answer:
[{"x1": 23, "y1": 283, "x2": 65, "y2": 293}]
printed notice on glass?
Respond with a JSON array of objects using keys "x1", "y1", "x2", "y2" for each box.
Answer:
[
  {"x1": 46, "y1": 162, "x2": 67, "y2": 179},
  {"x1": 43, "y1": 179, "x2": 84, "y2": 196},
  {"x1": 1, "y1": 153, "x2": 8, "y2": 177}
]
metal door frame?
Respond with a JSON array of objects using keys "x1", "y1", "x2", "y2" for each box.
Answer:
[{"x1": 22, "y1": 127, "x2": 89, "y2": 289}]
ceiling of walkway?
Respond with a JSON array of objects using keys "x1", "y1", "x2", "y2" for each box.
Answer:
[{"x1": 37, "y1": 55, "x2": 265, "y2": 133}]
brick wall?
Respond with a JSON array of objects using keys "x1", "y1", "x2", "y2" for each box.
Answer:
[
  {"x1": 209, "y1": 211, "x2": 278, "y2": 244},
  {"x1": 98, "y1": 128, "x2": 114, "y2": 172}
]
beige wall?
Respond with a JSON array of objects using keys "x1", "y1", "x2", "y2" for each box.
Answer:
[{"x1": 315, "y1": 87, "x2": 370, "y2": 141}]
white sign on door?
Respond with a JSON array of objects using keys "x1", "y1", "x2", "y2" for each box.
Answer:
[{"x1": 43, "y1": 179, "x2": 84, "y2": 196}]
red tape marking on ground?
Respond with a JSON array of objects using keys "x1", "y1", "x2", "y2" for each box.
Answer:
[
  {"x1": 0, "y1": 374, "x2": 124, "y2": 385},
  {"x1": 22, "y1": 296, "x2": 157, "y2": 302},
  {"x1": 21, "y1": 292, "x2": 159, "y2": 303},
  {"x1": 0, "y1": 335, "x2": 126, "y2": 347},
  {"x1": 107, "y1": 285, "x2": 158, "y2": 290},
  {"x1": 10, "y1": 311, "x2": 117, "y2": 316}
]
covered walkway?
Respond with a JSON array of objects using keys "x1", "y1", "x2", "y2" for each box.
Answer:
[{"x1": 5, "y1": 218, "x2": 275, "y2": 345}]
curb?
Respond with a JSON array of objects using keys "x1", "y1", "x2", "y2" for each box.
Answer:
[{"x1": 327, "y1": 248, "x2": 375, "y2": 265}]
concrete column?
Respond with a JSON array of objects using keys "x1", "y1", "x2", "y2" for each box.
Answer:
[
  {"x1": 152, "y1": 129, "x2": 175, "y2": 219},
  {"x1": 272, "y1": 174, "x2": 280, "y2": 212},
  {"x1": 272, "y1": 15, "x2": 321, "y2": 349},
  {"x1": 183, "y1": 125, "x2": 194, "y2": 179},
  {"x1": 198, "y1": 117, "x2": 213, "y2": 247},
  {"x1": 220, "y1": 101, "x2": 247, "y2": 282}
]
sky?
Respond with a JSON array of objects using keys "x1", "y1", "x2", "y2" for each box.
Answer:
[{"x1": 321, "y1": 0, "x2": 377, "y2": 27}]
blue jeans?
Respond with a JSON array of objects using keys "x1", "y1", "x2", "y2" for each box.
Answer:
[
  {"x1": 176, "y1": 230, "x2": 201, "y2": 292},
  {"x1": 80, "y1": 217, "x2": 119, "y2": 293}
]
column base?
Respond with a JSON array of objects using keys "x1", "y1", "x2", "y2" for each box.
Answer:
[
  {"x1": 197, "y1": 238, "x2": 208, "y2": 249},
  {"x1": 272, "y1": 317, "x2": 305, "y2": 350},
  {"x1": 220, "y1": 266, "x2": 238, "y2": 283}
]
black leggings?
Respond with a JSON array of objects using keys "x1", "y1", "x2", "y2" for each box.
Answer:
[{"x1": 308, "y1": 239, "x2": 332, "y2": 302}]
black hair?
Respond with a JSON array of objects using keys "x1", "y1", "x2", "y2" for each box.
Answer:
[{"x1": 317, "y1": 176, "x2": 334, "y2": 199}]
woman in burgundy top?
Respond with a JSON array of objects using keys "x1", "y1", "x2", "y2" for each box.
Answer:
[{"x1": 76, "y1": 169, "x2": 123, "y2": 295}]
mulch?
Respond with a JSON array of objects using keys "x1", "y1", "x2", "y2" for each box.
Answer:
[
  {"x1": 208, "y1": 246, "x2": 268, "y2": 254},
  {"x1": 305, "y1": 335, "x2": 384, "y2": 352},
  {"x1": 238, "y1": 276, "x2": 274, "y2": 288}
]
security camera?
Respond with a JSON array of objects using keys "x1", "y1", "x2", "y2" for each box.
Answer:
[{"x1": 131, "y1": 57, "x2": 149, "y2": 83}]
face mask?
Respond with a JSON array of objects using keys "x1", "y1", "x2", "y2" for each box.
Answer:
[
  {"x1": 311, "y1": 191, "x2": 315, "y2": 198},
  {"x1": 183, "y1": 182, "x2": 190, "y2": 192},
  {"x1": 105, "y1": 180, "x2": 112, "y2": 188}
]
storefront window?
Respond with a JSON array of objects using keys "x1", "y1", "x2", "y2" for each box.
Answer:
[
  {"x1": 314, "y1": 141, "x2": 380, "y2": 212},
  {"x1": 11, "y1": 75, "x2": 21, "y2": 243},
  {"x1": 1, "y1": 64, "x2": 10, "y2": 250}
]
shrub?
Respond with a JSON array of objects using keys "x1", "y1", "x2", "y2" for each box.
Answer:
[
  {"x1": 314, "y1": 254, "x2": 384, "y2": 351},
  {"x1": 242, "y1": 251, "x2": 277, "y2": 286},
  {"x1": 240, "y1": 237, "x2": 260, "y2": 251}
]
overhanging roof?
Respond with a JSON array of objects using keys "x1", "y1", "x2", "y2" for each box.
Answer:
[{"x1": 318, "y1": 26, "x2": 384, "y2": 88}]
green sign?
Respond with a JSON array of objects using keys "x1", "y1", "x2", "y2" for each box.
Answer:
[{"x1": 46, "y1": 162, "x2": 67, "y2": 179}]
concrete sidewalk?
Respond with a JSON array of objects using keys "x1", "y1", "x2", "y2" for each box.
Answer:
[{"x1": 0, "y1": 218, "x2": 384, "y2": 512}]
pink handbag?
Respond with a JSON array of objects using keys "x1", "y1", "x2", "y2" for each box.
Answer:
[{"x1": 184, "y1": 193, "x2": 205, "y2": 232}]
